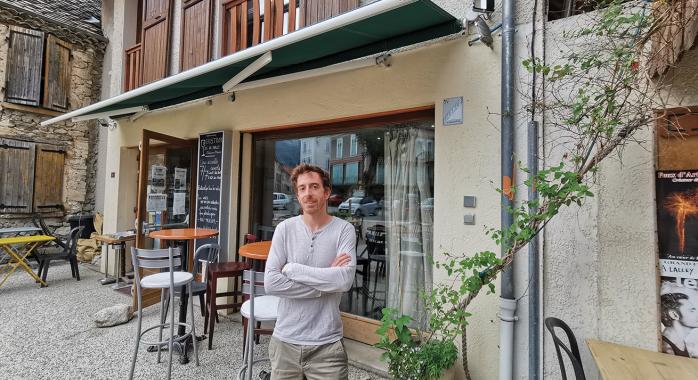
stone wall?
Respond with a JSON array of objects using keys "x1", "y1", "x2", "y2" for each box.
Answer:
[{"x1": 0, "y1": 23, "x2": 104, "y2": 231}]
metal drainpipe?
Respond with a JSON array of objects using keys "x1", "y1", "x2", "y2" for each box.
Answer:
[
  {"x1": 528, "y1": 120, "x2": 540, "y2": 380},
  {"x1": 500, "y1": 0, "x2": 517, "y2": 379}
]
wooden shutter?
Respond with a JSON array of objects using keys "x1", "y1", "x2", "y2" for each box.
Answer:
[
  {"x1": 43, "y1": 35, "x2": 72, "y2": 111},
  {"x1": 5, "y1": 27, "x2": 44, "y2": 106},
  {"x1": 180, "y1": 0, "x2": 213, "y2": 71},
  {"x1": 299, "y1": 0, "x2": 357, "y2": 27},
  {"x1": 141, "y1": 0, "x2": 172, "y2": 84},
  {"x1": 0, "y1": 139, "x2": 35, "y2": 213},
  {"x1": 33, "y1": 144, "x2": 65, "y2": 212}
]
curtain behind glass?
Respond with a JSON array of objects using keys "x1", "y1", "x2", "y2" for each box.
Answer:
[{"x1": 384, "y1": 124, "x2": 434, "y2": 325}]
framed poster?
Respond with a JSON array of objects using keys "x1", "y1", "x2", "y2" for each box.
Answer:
[{"x1": 656, "y1": 170, "x2": 698, "y2": 358}]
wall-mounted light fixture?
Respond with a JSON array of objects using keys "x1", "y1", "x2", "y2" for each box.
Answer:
[{"x1": 473, "y1": 0, "x2": 494, "y2": 13}]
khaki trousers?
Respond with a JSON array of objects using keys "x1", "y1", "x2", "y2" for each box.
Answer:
[{"x1": 269, "y1": 336, "x2": 348, "y2": 380}]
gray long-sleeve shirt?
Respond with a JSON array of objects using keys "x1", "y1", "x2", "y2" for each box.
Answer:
[{"x1": 264, "y1": 216, "x2": 356, "y2": 345}]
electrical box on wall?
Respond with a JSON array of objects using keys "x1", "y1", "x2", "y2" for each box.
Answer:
[
  {"x1": 464, "y1": 214, "x2": 476, "y2": 225},
  {"x1": 463, "y1": 196, "x2": 476, "y2": 208}
]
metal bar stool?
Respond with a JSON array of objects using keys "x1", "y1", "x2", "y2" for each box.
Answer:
[
  {"x1": 237, "y1": 269, "x2": 279, "y2": 380},
  {"x1": 129, "y1": 247, "x2": 200, "y2": 380}
]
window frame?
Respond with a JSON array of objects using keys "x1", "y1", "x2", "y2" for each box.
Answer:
[
  {"x1": 350, "y1": 134, "x2": 358, "y2": 156},
  {"x1": 336, "y1": 138, "x2": 343, "y2": 159}
]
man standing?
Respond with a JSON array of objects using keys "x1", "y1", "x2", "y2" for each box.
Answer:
[{"x1": 264, "y1": 163, "x2": 356, "y2": 379}]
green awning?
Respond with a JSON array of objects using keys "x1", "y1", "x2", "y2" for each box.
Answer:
[{"x1": 42, "y1": 0, "x2": 461, "y2": 126}]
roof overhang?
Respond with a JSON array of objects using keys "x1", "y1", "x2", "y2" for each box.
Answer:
[{"x1": 41, "y1": 0, "x2": 461, "y2": 126}]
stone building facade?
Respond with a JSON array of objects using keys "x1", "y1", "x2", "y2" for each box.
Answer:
[{"x1": 0, "y1": 1, "x2": 105, "y2": 230}]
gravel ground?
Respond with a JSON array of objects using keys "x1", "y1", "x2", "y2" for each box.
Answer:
[{"x1": 0, "y1": 262, "x2": 383, "y2": 380}]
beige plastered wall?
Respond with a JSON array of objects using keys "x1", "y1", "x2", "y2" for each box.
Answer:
[
  {"x1": 101, "y1": 37, "x2": 503, "y2": 380},
  {"x1": 537, "y1": 9, "x2": 698, "y2": 380}
]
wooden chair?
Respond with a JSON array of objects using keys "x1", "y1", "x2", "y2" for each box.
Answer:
[
  {"x1": 545, "y1": 317, "x2": 587, "y2": 380},
  {"x1": 205, "y1": 260, "x2": 251, "y2": 349},
  {"x1": 244, "y1": 233, "x2": 257, "y2": 244},
  {"x1": 36, "y1": 226, "x2": 83, "y2": 286}
]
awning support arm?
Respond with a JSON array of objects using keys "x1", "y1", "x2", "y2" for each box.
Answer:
[
  {"x1": 222, "y1": 51, "x2": 273, "y2": 92},
  {"x1": 71, "y1": 106, "x2": 149, "y2": 122}
]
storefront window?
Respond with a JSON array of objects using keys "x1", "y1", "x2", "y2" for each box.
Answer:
[{"x1": 251, "y1": 120, "x2": 435, "y2": 322}]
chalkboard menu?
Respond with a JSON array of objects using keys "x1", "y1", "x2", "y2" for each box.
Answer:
[{"x1": 195, "y1": 131, "x2": 231, "y2": 251}]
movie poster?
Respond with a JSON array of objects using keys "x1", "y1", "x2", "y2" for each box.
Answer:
[{"x1": 656, "y1": 170, "x2": 698, "y2": 358}]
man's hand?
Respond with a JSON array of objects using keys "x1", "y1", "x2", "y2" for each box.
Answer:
[{"x1": 331, "y1": 253, "x2": 351, "y2": 267}]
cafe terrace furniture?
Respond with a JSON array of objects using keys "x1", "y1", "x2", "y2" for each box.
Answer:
[
  {"x1": 365, "y1": 225, "x2": 386, "y2": 311},
  {"x1": 238, "y1": 240, "x2": 272, "y2": 271},
  {"x1": 129, "y1": 247, "x2": 199, "y2": 380},
  {"x1": 0, "y1": 226, "x2": 42, "y2": 236},
  {"x1": 238, "y1": 240, "x2": 274, "y2": 348},
  {"x1": 545, "y1": 317, "x2": 586, "y2": 380},
  {"x1": 148, "y1": 227, "x2": 218, "y2": 364},
  {"x1": 0, "y1": 234, "x2": 54, "y2": 288},
  {"x1": 176, "y1": 243, "x2": 222, "y2": 319},
  {"x1": 94, "y1": 233, "x2": 135, "y2": 287},
  {"x1": 32, "y1": 214, "x2": 67, "y2": 250},
  {"x1": 587, "y1": 338, "x2": 698, "y2": 380},
  {"x1": 161, "y1": 244, "x2": 223, "y2": 345},
  {"x1": 237, "y1": 269, "x2": 279, "y2": 380},
  {"x1": 205, "y1": 258, "x2": 250, "y2": 349},
  {"x1": 35, "y1": 226, "x2": 83, "y2": 287}
]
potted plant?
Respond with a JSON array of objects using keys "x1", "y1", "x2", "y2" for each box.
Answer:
[
  {"x1": 375, "y1": 251, "x2": 501, "y2": 380},
  {"x1": 376, "y1": 307, "x2": 458, "y2": 380}
]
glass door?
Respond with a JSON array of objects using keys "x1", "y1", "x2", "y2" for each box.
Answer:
[{"x1": 134, "y1": 129, "x2": 196, "y2": 309}]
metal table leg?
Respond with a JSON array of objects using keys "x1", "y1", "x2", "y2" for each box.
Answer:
[{"x1": 99, "y1": 242, "x2": 116, "y2": 285}]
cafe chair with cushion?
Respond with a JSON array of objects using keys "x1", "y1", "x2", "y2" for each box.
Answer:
[
  {"x1": 129, "y1": 247, "x2": 199, "y2": 380},
  {"x1": 36, "y1": 226, "x2": 83, "y2": 287},
  {"x1": 237, "y1": 269, "x2": 279, "y2": 380},
  {"x1": 240, "y1": 268, "x2": 278, "y2": 350},
  {"x1": 162, "y1": 243, "x2": 221, "y2": 323},
  {"x1": 545, "y1": 316, "x2": 587, "y2": 380}
]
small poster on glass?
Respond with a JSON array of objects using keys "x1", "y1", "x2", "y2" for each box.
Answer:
[
  {"x1": 150, "y1": 165, "x2": 167, "y2": 193},
  {"x1": 146, "y1": 193, "x2": 167, "y2": 212},
  {"x1": 173, "y1": 192, "x2": 186, "y2": 216},
  {"x1": 174, "y1": 168, "x2": 187, "y2": 191}
]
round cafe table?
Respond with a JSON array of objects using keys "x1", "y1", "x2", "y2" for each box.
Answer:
[
  {"x1": 238, "y1": 241, "x2": 271, "y2": 271},
  {"x1": 148, "y1": 228, "x2": 219, "y2": 364},
  {"x1": 149, "y1": 228, "x2": 219, "y2": 242}
]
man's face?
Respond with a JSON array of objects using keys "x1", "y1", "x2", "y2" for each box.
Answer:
[
  {"x1": 678, "y1": 294, "x2": 698, "y2": 328},
  {"x1": 295, "y1": 172, "x2": 330, "y2": 215}
]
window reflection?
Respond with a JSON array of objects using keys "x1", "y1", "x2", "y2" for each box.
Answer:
[{"x1": 251, "y1": 121, "x2": 434, "y2": 321}]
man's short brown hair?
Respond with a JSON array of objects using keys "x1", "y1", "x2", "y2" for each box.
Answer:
[{"x1": 291, "y1": 163, "x2": 331, "y2": 191}]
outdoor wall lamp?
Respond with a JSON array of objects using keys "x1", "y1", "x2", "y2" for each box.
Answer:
[{"x1": 473, "y1": 0, "x2": 495, "y2": 13}]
